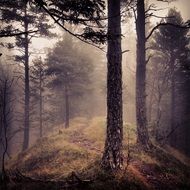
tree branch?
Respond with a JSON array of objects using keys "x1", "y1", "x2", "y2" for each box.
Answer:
[
  {"x1": 146, "y1": 22, "x2": 190, "y2": 41},
  {"x1": 0, "y1": 30, "x2": 39, "y2": 38}
]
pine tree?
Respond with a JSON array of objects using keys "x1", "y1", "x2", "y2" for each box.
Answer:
[
  {"x1": 101, "y1": 0, "x2": 123, "y2": 170},
  {"x1": 46, "y1": 35, "x2": 93, "y2": 128},
  {"x1": 1, "y1": 1, "x2": 52, "y2": 150},
  {"x1": 30, "y1": 57, "x2": 46, "y2": 137},
  {"x1": 151, "y1": 8, "x2": 189, "y2": 150},
  {"x1": 135, "y1": 0, "x2": 150, "y2": 149}
]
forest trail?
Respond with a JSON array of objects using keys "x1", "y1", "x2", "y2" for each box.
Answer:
[
  {"x1": 6, "y1": 117, "x2": 190, "y2": 190},
  {"x1": 58, "y1": 120, "x2": 190, "y2": 190},
  {"x1": 69, "y1": 132, "x2": 103, "y2": 154},
  {"x1": 67, "y1": 128, "x2": 160, "y2": 189}
]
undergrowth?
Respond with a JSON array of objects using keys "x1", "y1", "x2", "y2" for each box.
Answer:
[{"x1": 6, "y1": 117, "x2": 190, "y2": 190}]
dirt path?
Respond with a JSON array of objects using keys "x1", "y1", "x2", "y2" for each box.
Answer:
[{"x1": 67, "y1": 129, "x2": 189, "y2": 190}]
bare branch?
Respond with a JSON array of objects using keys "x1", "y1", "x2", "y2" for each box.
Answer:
[
  {"x1": 0, "y1": 30, "x2": 39, "y2": 38},
  {"x1": 146, "y1": 22, "x2": 190, "y2": 41},
  {"x1": 40, "y1": 4, "x2": 106, "y2": 52}
]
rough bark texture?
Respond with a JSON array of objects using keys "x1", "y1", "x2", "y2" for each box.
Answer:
[
  {"x1": 101, "y1": 0, "x2": 123, "y2": 170},
  {"x1": 136, "y1": 0, "x2": 150, "y2": 149},
  {"x1": 22, "y1": 4, "x2": 30, "y2": 151}
]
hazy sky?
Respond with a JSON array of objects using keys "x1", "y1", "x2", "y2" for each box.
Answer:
[
  {"x1": 2, "y1": 0, "x2": 187, "y2": 61},
  {"x1": 152, "y1": 0, "x2": 190, "y2": 20},
  {"x1": 168, "y1": 0, "x2": 190, "y2": 20},
  {"x1": 33, "y1": 0, "x2": 190, "y2": 50}
]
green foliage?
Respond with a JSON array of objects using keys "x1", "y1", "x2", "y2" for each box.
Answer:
[
  {"x1": 45, "y1": 35, "x2": 94, "y2": 123},
  {"x1": 46, "y1": 35, "x2": 93, "y2": 90}
]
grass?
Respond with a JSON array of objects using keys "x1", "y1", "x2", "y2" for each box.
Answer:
[{"x1": 6, "y1": 116, "x2": 190, "y2": 190}]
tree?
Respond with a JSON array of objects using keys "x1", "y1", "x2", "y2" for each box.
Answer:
[
  {"x1": 30, "y1": 57, "x2": 46, "y2": 137},
  {"x1": 147, "y1": 55, "x2": 171, "y2": 140},
  {"x1": 1, "y1": 0, "x2": 52, "y2": 151},
  {"x1": 135, "y1": 0, "x2": 150, "y2": 149},
  {"x1": 132, "y1": 0, "x2": 189, "y2": 149},
  {"x1": 0, "y1": 63, "x2": 15, "y2": 184},
  {"x1": 46, "y1": 35, "x2": 93, "y2": 128},
  {"x1": 177, "y1": 51, "x2": 190, "y2": 156},
  {"x1": 101, "y1": 0, "x2": 123, "y2": 170},
  {"x1": 150, "y1": 8, "x2": 189, "y2": 149},
  {"x1": 29, "y1": 0, "x2": 106, "y2": 46}
]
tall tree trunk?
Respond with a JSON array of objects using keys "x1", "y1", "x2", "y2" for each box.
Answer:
[
  {"x1": 101, "y1": 0, "x2": 123, "y2": 170},
  {"x1": 22, "y1": 4, "x2": 30, "y2": 151},
  {"x1": 136, "y1": 0, "x2": 150, "y2": 149},
  {"x1": 65, "y1": 84, "x2": 69, "y2": 128},
  {"x1": 39, "y1": 70, "x2": 43, "y2": 137}
]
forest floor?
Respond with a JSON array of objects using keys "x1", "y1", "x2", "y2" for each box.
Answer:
[{"x1": 3, "y1": 117, "x2": 190, "y2": 190}]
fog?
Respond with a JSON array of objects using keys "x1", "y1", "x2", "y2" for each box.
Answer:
[
  {"x1": 0, "y1": 0, "x2": 189, "y2": 155},
  {"x1": 0, "y1": 0, "x2": 190, "y2": 189}
]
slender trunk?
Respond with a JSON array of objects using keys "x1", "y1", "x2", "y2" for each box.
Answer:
[
  {"x1": 155, "y1": 93, "x2": 162, "y2": 141},
  {"x1": 22, "y1": 4, "x2": 30, "y2": 151},
  {"x1": 1, "y1": 81, "x2": 8, "y2": 184},
  {"x1": 148, "y1": 75, "x2": 156, "y2": 123},
  {"x1": 136, "y1": 0, "x2": 150, "y2": 149},
  {"x1": 185, "y1": 86, "x2": 190, "y2": 155},
  {"x1": 185, "y1": 109, "x2": 190, "y2": 156},
  {"x1": 65, "y1": 84, "x2": 69, "y2": 128},
  {"x1": 39, "y1": 70, "x2": 42, "y2": 137},
  {"x1": 101, "y1": 0, "x2": 123, "y2": 170},
  {"x1": 170, "y1": 55, "x2": 176, "y2": 147}
]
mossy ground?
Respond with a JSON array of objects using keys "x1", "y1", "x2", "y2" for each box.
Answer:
[{"x1": 5, "y1": 117, "x2": 190, "y2": 190}]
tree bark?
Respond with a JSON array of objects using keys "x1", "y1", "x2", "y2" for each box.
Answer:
[
  {"x1": 101, "y1": 0, "x2": 123, "y2": 170},
  {"x1": 65, "y1": 84, "x2": 69, "y2": 128},
  {"x1": 136, "y1": 0, "x2": 150, "y2": 149},
  {"x1": 22, "y1": 4, "x2": 30, "y2": 151}
]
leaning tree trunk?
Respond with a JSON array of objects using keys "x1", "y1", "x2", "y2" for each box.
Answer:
[
  {"x1": 101, "y1": 0, "x2": 123, "y2": 170},
  {"x1": 64, "y1": 84, "x2": 70, "y2": 128},
  {"x1": 136, "y1": 0, "x2": 150, "y2": 149},
  {"x1": 22, "y1": 4, "x2": 30, "y2": 151}
]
